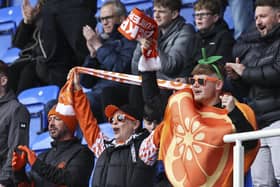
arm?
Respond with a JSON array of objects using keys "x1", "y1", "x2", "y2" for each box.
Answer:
[
  {"x1": 139, "y1": 123, "x2": 164, "y2": 166},
  {"x1": 141, "y1": 71, "x2": 164, "y2": 120},
  {"x1": 1, "y1": 105, "x2": 30, "y2": 185},
  {"x1": 12, "y1": 21, "x2": 36, "y2": 49},
  {"x1": 242, "y1": 52, "x2": 280, "y2": 87},
  {"x1": 96, "y1": 37, "x2": 137, "y2": 73},
  {"x1": 72, "y1": 71, "x2": 106, "y2": 157}
]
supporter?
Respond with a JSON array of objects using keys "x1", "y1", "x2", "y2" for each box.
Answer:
[
  {"x1": 225, "y1": 0, "x2": 280, "y2": 186},
  {"x1": 80, "y1": 0, "x2": 137, "y2": 123},
  {"x1": 138, "y1": 55, "x2": 258, "y2": 186},
  {"x1": 12, "y1": 104, "x2": 94, "y2": 187},
  {"x1": 0, "y1": 60, "x2": 29, "y2": 187},
  {"x1": 193, "y1": 0, "x2": 235, "y2": 65},
  {"x1": 130, "y1": 0, "x2": 198, "y2": 119},
  {"x1": 69, "y1": 69, "x2": 157, "y2": 187},
  {"x1": 8, "y1": 0, "x2": 96, "y2": 94}
]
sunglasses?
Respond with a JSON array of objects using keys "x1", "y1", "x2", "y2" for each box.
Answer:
[
  {"x1": 188, "y1": 76, "x2": 219, "y2": 86},
  {"x1": 108, "y1": 113, "x2": 136, "y2": 124}
]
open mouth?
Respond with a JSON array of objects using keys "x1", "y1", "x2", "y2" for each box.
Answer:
[
  {"x1": 193, "y1": 90, "x2": 202, "y2": 94},
  {"x1": 113, "y1": 128, "x2": 119, "y2": 134}
]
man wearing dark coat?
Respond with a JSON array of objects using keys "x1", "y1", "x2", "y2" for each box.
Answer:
[
  {"x1": 9, "y1": 0, "x2": 97, "y2": 94},
  {"x1": 226, "y1": 0, "x2": 280, "y2": 186}
]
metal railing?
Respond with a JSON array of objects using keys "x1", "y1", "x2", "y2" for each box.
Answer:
[{"x1": 223, "y1": 128, "x2": 280, "y2": 187}]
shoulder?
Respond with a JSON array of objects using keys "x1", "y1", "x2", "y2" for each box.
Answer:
[{"x1": 181, "y1": 23, "x2": 195, "y2": 34}]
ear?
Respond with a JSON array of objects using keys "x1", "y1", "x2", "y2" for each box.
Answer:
[
  {"x1": 277, "y1": 11, "x2": 280, "y2": 23},
  {"x1": 171, "y1": 10, "x2": 179, "y2": 20},
  {"x1": 213, "y1": 14, "x2": 219, "y2": 23},
  {"x1": 215, "y1": 79, "x2": 223, "y2": 91},
  {"x1": 0, "y1": 75, "x2": 8, "y2": 87},
  {"x1": 133, "y1": 120, "x2": 141, "y2": 131},
  {"x1": 119, "y1": 15, "x2": 126, "y2": 23}
]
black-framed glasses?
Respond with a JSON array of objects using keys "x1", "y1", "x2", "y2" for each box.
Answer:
[
  {"x1": 97, "y1": 15, "x2": 115, "y2": 22},
  {"x1": 192, "y1": 12, "x2": 213, "y2": 19},
  {"x1": 188, "y1": 76, "x2": 219, "y2": 86}
]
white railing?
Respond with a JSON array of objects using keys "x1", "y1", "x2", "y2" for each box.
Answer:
[{"x1": 223, "y1": 128, "x2": 280, "y2": 187}]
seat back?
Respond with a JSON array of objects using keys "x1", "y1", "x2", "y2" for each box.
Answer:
[
  {"x1": 0, "y1": 5, "x2": 22, "y2": 58},
  {"x1": 18, "y1": 85, "x2": 60, "y2": 143}
]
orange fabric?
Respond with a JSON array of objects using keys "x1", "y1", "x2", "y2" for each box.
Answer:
[
  {"x1": 152, "y1": 123, "x2": 164, "y2": 148},
  {"x1": 236, "y1": 102, "x2": 259, "y2": 174},
  {"x1": 118, "y1": 8, "x2": 158, "y2": 59},
  {"x1": 12, "y1": 151, "x2": 26, "y2": 171},
  {"x1": 48, "y1": 105, "x2": 78, "y2": 134},
  {"x1": 73, "y1": 90, "x2": 100, "y2": 148},
  {"x1": 158, "y1": 88, "x2": 258, "y2": 187},
  {"x1": 17, "y1": 145, "x2": 37, "y2": 166},
  {"x1": 55, "y1": 70, "x2": 77, "y2": 126}
]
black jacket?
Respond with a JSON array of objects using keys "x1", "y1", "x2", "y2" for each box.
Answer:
[
  {"x1": 80, "y1": 25, "x2": 137, "y2": 91},
  {"x1": 231, "y1": 24, "x2": 280, "y2": 128},
  {"x1": 12, "y1": 0, "x2": 97, "y2": 87},
  {"x1": 16, "y1": 138, "x2": 94, "y2": 187},
  {"x1": 92, "y1": 129, "x2": 156, "y2": 187},
  {"x1": 195, "y1": 19, "x2": 235, "y2": 64},
  {"x1": 0, "y1": 90, "x2": 30, "y2": 186}
]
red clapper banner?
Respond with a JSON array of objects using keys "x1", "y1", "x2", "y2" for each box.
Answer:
[{"x1": 118, "y1": 8, "x2": 159, "y2": 64}]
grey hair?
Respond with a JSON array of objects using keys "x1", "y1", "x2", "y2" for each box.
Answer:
[{"x1": 101, "y1": 0, "x2": 127, "y2": 17}]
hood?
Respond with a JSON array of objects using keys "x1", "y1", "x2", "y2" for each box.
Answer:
[{"x1": 0, "y1": 90, "x2": 17, "y2": 105}]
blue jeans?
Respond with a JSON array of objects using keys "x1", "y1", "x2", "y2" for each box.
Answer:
[
  {"x1": 251, "y1": 120, "x2": 280, "y2": 187},
  {"x1": 227, "y1": 0, "x2": 254, "y2": 39}
]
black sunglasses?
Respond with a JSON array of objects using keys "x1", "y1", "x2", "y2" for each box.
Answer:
[{"x1": 188, "y1": 76, "x2": 218, "y2": 86}]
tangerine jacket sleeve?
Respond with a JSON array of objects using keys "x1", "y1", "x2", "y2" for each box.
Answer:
[{"x1": 73, "y1": 90, "x2": 106, "y2": 157}]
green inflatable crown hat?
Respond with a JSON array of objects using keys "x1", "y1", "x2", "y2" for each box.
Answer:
[{"x1": 198, "y1": 48, "x2": 223, "y2": 80}]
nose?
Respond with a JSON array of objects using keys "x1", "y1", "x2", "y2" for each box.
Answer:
[
  {"x1": 255, "y1": 17, "x2": 261, "y2": 26},
  {"x1": 102, "y1": 19, "x2": 109, "y2": 25}
]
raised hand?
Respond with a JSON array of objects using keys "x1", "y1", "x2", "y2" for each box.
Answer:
[
  {"x1": 67, "y1": 68, "x2": 81, "y2": 91},
  {"x1": 83, "y1": 25, "x2": 102, "y2": 51},
  {"x1": 225, "y1": 57, "x2": 245, "y2": 79},
  {"x1": 12, "y1": 151, "x2": 27, "y2": 171},
  {"x1": 220, "y1": 93, "x2": 235, "y2": 112},
  {"x1": 17, "y1": 145, "x2": 37, "y2": 166},
  {"x1": 22, "y1": 0, "x2": 40, "y2": 24}
]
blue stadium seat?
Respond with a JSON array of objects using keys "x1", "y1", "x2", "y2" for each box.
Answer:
[
  {"x1": 81, "y1": 122, "x2": 114, "y2": 145},
  {"x1": 18, "y1": 85, "x2": 60, "y2": 137},
  {"x1": 0, "y1": 5, "x2": 22, "y2": 57},
  {"x1": 0, "y1": 47, "x2": 20, "y2": 63},
  {"x1": 180, "y1": 6, "x2": 195, "y2": 25}
]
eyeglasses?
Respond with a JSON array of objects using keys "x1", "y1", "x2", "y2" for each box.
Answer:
[
  {"x1": 97, "y1": 15, "x2": 115, "y2": 22},
  {"x1": 108, "y1": 114, "x2": 136, "y2": 124},
  {"x1": 188, "y1": 76, "x2": 219, "y2": 86},
  {"x1": 192, "y1": 12, "x2": 213, "y2": 19},
  {"x1": 48, "y1": 116, "x2": 62, "y2": 123}
]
